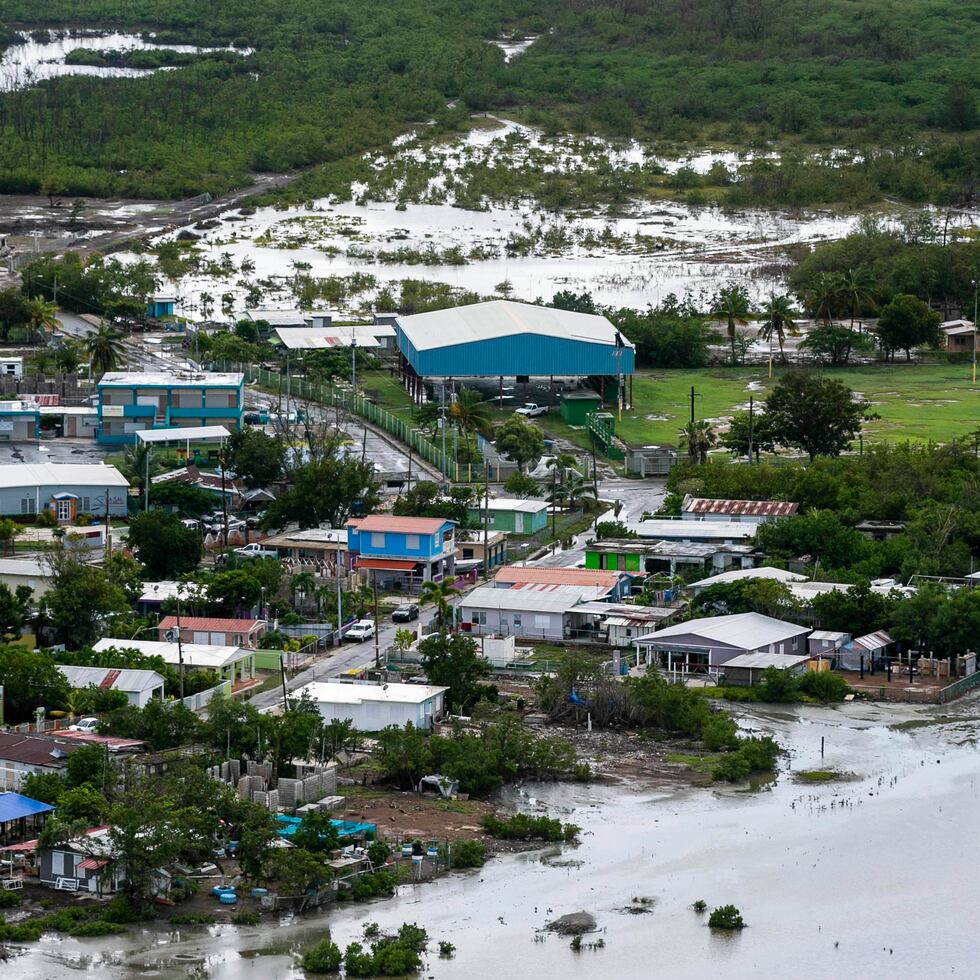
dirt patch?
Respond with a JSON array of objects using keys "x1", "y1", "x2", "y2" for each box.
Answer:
[
  {"x1": 336, "y1": 787, "x2": 496, "y2": 842},
  {"x1": 545, "y1": 911, "x2": 596, "y2": 935}
]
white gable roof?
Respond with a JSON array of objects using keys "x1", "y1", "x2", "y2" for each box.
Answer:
[{"x1": 637, "y1": 612, "x2": 807, "y2": 648}]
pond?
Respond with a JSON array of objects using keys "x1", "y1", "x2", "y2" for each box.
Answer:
[
  {"x1": 0, "y1": 30, "x2": 250, "y2": 90},
  {"x1": 10, "y1": 698, "x2": 980, "y2": 978}
]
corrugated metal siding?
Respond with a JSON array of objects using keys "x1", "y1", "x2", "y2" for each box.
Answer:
[{"x1": 398, "y1": 332, "x2": 635, "y2": 378}]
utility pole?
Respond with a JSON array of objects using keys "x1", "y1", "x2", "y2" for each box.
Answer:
[
  {"x1": 219, "y1": 450, "x2": 229, "y2": 548},
  {"x1": 103, "y1": 487, "x2": 111, "y2": 561},
  {"x1": 551, "y1": 461, "x2": 557, "y2": 537},
  {"x1": 335, "y1": 544, "x2": 344, "y2": 647},
  {"x1": 972, "y1": 278, "x2": 977, "y2": 386},
  {"x1": 747, "y1": 395, "x2": 754, "y2": 465},
  {"x1": 590, "y1": 435, "x2": 599, "y2": 503},
  {"x1": 144, "y1": 443, "x2": 151, "y2": 511},
  {"x1": 690, "y1": 385, "x2": 696, "y2": 426},
  {"x1": 372, "y1": 571, "x2": 381, "y2": 670},
  {"x1": 351, "y1": 338, "x2": 357, "y2": 394},
  {"x1": 483, "y1": 464, "x2": 490, "y2": 579},
  {"x1": 176, "y1": 593, "x2": 185, "y2": 700},
  {"x1": 440, "y1": 380, "x2": 447, "y2": 484}
]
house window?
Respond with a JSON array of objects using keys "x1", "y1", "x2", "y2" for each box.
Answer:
[
  {"x1": 471, "y1": 611, "x2": 486, "y2": 625},
  {"x1": 533, "y1": 615, "x2": 550, "y2": 628},
  {"x1": 56, "y1": 499, "x2": 72, "y2": 522},
  {"x1": 513, "y1": 614, "x2": 522, "y2": 628},
  {"x1": 371, "y1": 532, "x2": 385, "y2": 548},
  {"x1": 20, "y1": 497, "x2": 35, "y2": 514},
  {"x1": 406, "y1": 534, "x2": 420, "y2": 550},
  {"x1": 81, "y1": 496, "x2": 91, "y2": 512},
  {"x1": 462, "y1": 548, "x2": 473, "y2": 559}
]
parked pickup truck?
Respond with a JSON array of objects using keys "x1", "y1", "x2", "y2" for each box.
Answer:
[
  {"x1": 234, "y1": 543, "x2": 278, "y2": 559},
  {"x1": 345, "y1": 619, "x2": 377, "y2": 642},
  {"x1": 514, "y1": 403, "x2": 547, "y2": 418}
]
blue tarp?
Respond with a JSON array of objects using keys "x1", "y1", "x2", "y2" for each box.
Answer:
[
  {"x1": 0, "y1": 792, "x2": 54, "y2": 823},
  {"x1": 275, "y1": 815, "x2": 376, "y2": 839}
]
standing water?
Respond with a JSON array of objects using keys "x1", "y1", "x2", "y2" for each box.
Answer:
[{"x1": 10, "y1": 700, "x2": 980, "y2": 978}]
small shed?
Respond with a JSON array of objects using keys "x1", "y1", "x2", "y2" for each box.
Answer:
[
  {"x1": 38, "y1": 826, "x2": 122, "y2": 894},
  {"x1": 721, "y1": 652, "x2": 814, "y2": 687},
  {"x1": 294, "y1": 681, "x2": 448, "y2": 731},
  {"x1": 808, "y1": 630, "x2": 850, "y2": 658},
  {"x1": 147, "y1": 294, "x2": 176, "y2": 318},
  {"x1": 839, "y1": 631, "x2": 894, "y2": 671},
  {"x1": 559, "y1": 390, "x2": 602, "y2": 425}
]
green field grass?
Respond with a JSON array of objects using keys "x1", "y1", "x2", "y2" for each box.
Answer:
[{"x1": 617, "y1": 363, "x2": 980, "y2": 448}]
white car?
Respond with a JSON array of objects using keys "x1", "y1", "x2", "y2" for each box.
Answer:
[
  {"x1": 345, "y1": 620, "x2": 376, "y2": 642},
  {"x1": 69, "y1": 717, "x2": 99, "y2": 733},
  {"x1": 514, "y1": 403, "x2": 547, "y2": 418},
  {"x1": 234, "y1": 543, "x2": 278, "y2": 559}
]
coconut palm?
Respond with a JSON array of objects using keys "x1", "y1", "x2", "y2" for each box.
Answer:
[
  {"x1": 290, "y1": 571, "x2": 316, "y2": 611},
  {"x1": 449, "y1": 386, "x2": 492, "y2": 453},
  {"x1": 711, "y1": 284, "x2": 752, "y2": 365},
  {"x1": 839, "y1": 267, "x2": 877, "y2": 329},
  {"x1": 122, "y1": 441, "x2": 158, "y2": 493},
  {"x1": 85, "y1": 324, "x2": 125, "y2": 376},
  {"x1": 682, "y1": 420, "x2": 717, "y2": 464},
  {"x1": 23, "y1": 296, "x2": 59, "y2": 344},
  {"x1": 420, "y1": 577, "x2": 462, "y2": 631},
  {"x1": 757, "y1": 293, "x2": 799, "y2": 363},
  {"x1": 54, "y1": 341, "x2": 82, "y2": 375},
  {"x1": 801, "y1": 272, "x2": 844, "y2": 324}
]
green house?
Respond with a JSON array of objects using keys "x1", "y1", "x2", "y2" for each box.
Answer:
[
  {"x1": 469, "y1": 497, "x2": 549, "y2": 535},
  {"x1": 585, "y1": 541, "x2": 646, "y2": 573},
  {"x1": 559, "y1": 390, "x2": 602, "y2": 425}
]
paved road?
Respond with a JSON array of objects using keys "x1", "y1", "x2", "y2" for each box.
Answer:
[{"x1": 249, "y1": 605, "x2": 445, "y2": 711}]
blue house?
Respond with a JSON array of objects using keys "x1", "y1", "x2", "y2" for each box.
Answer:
[
  {"x1": 96, "y1": 371, "x2": 245, "y2": 445},
  {"x1": 347, "y1": 515, "x2": 456, "y2": 592},
  {"x1": 147, "y1": 293, "x2": 176, "y2": 319}
]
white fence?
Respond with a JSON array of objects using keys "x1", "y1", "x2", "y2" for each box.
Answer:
[{"x1": 177, "y1": 679, "x2": 232, "y2": 712}]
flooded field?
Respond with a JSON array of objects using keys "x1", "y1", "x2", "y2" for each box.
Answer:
[
  {"x1": 0, "y1": 31, "x2": 249, "y2": 89},
  {"x1": 10, "y1": 699, "x2": 979, "y2": 979}
]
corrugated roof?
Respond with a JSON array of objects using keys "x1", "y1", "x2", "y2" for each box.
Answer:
[
  {"x1": 0, "y1": 558, "x2": 50, "y2": 578},
  {"x1": 295, "y1": 681, "x2": 447, "y2": 705},
  {"x1": 57, "y1": 665, "x2": 165, "y2": 693},
  {"x1": 690, "y1": 566, "x2": 807, "y2": 589},
  {"x1": 809, "y1": 630, "x2": 850, "y2": 641},
  {"x1": 157, "y1": 616, "x2": 265, "y2": 633},
  {"x1": 723, "y1": 652, "x2": 813, "y2": 670},
  {"x1": 397, "y1": 301, "x2": 632, "y2": 352},
  {"x1": 348, "y1": 515, "x2": 454, "y2": 534},
  {"x1": 846, "y1": 630, "x2": 893, "y2": 651},
  {"x1": 628, "y1": 520, "x2": 757, "y2": 541},
  {"x1": 136, "y1": 426, "x2": 230, "y2": 444},
  {"x1": 636, "y1": 612, "x2": 807, "y2": 648},
  {"x1": 462, "y1": 584, "x2": 602, "y2": 613},
  {"x1": 0, "y1": 463, "x2": 129, "y2": 491},
  {"x1": 262, "y1": 528, "x2": 348, "y2": 547},
  {"x1": 682, "y1": 496, "x2": 799, "y2": 517},
  {"x1": 0, "y1": 732, "x2": 82, "y2": 768},
  {"x1": 494, "y1": 566, "x2": 622, "y2": 588},
  {"x1": 0, "y1": 791, "x2": 54, "y2": 822},
  {"x1": 93, "y1": 638, "x2": 250, "y2": 669},
  {"x1": 479, "y1": 497, "x2": 549, "y2": 514},
  {"x1": 273, "y1": 326, "x2": 383, "y2": 349}
]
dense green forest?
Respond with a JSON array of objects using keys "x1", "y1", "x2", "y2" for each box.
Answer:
[{"x1": 0, "y1": 0, "x2": 976, "y2": 201}]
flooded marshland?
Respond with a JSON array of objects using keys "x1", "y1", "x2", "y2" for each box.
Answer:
[{"x1": 11, "y1": 699, "x2": 979, "y2": 979}]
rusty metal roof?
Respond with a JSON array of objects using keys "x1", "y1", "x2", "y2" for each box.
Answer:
[{"x1": 682, "y1": 496, "x2": 799, "y2": 517}]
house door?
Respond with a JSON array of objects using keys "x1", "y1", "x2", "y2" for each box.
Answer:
[
  {"x1": 514, "y1": 513, "x2": 524, "y2": 533},
  {"x1": 56, "y1": 498, "x2": 72, "y2": 522}
]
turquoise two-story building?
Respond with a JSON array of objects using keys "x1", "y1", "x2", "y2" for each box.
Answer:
[
  {"x1": 347, "y1": 515, "x2": 456, "y2": 593},
  {"x1": 96, "y1": 371, "x2": 245, "y2": 445}
]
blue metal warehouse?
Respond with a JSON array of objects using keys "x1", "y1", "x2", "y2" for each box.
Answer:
[{"x1": 395, "y1": 300, "x2": 634, "y2": 410}]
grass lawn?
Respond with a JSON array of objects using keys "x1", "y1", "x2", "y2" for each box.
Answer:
[
  {"x1": 617, "y1": 362, "x2": 980, "y2": 448},
  {"x1": 664, "y1": 751, "x2": 725, "y2": 775}
]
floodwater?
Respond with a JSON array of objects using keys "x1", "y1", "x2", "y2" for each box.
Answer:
[
  {"x1": 0, "y1": 31, "x2": 249, "y2": 90},
  {"x1": 12, "y1": 699, "x2": 980, "y2": 978}
]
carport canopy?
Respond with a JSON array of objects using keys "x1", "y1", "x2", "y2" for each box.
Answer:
[{"x1": 136, "y1": 426, "x2": 230, "y2": 445}]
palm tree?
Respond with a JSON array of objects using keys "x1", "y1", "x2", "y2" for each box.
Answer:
[
  {"x1": 546, "y1": 451, "x2": 578, "y2": 534},
  {"x1": 712, "y1": 284, "x2": 752, "y2": 365},
  {"x1": 449, "y1": 386, "x2": 493, "y2": 453},
  {"x1": 291, "y1": 571, "x2": 316, "y2": 611},
  {"x1": 54, "y1": 341, "x2": 81, "y2": 375},
  {"x1": 682, "y1": 420, "x2": 717, "y2": 464},
  {"x1": 839, "y1": 267, "x2": 877, "y2": 330},
  {"x1": 199, "y1": 291, "x2": 215, "y2": 320},
  {"x1": 420, "y1": 578, "x2": 462, "y2": 631},
  {"x1": 122, "y1": 441, "x2": 158, "y2": 493},
  {"x1": 85, "y1": 324, "x2": 125, "y2": 376},
  {"x1": 757, "y1": 293, "x2": 799, "y2": 363},
  {"x1": 563, "y1": 473, "x2": 598, "y2": 511},
  {"x1": 23, "y1": 297, "x2": 59, "y2": 344},
  {"x1": 801, "y1": 272, "x2": 844, "y2": 324}
]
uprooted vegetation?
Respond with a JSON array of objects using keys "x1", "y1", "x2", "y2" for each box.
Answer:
[{"x1": 536, "y1": 654, "x2": 780, "y2": 783}]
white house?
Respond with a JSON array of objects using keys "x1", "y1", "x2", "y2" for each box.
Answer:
[
  {"x1": 460, "y1": 583, "x2": 607, "y2": 641},
  {"x1": 634, "y1": 612, "x2": 810, "y2": 672},
  {"x1": 294, "y1": 681, "x2": 448, "y2": 731},
  {"x1": 0, "y1": 356, "x2": 23, "y2": 379},
  {"x1": 56, "y1": 665, "x2": 166, "y2": 708}
]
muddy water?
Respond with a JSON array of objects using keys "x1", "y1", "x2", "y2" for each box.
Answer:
[
  {"x1": 0, "y1": 31, "x2": 249, "y2": 89},
  {"x1": 12, "y1": 700, "x2": 979, "y2": 978}
]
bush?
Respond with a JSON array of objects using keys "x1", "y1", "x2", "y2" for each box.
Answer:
[
  {"x1": 169, "y1": 913, "x2": 216, "y2": 926},
  {"x1": 351, "y1": 870, "x2": 397, "y2": 901},
  {"x1": 708, "y1": 904, "x2": 744, "y2": 929},
  {"x1": 67, "y1": 920, "x2": 127, "y2": 937},
  {"x1": 480, "y1": 813, "x2": 580, "y2": 842},
  {"x1": 439, "y1": 940, "x2": 456, "y2": 957},
  {"x1": 692, "y1": 900, "x2": 707, "y2": 913},
  {"x1": 799, "y1": 670, "x2": 850, "y2": 702},
  {"x1": 232, "y1": 910, "x2": 260, "y2": 926},
  {"x1": 102, "y1": 896, "x2": 154, "y2": 923},
  {"x1": 700, "y1": 712, "x2": 740, "y2": 750},
  {"x1": 302, "y1": 935, "x2": 343, "y2": 973},
  {"x1": 0, "y1": 891, "x2": 21, "y2": 908},
  {"x1": 450, "y1": 839, "x2": 486, "y2": 869},
  {"x1": 366, "y1": 840, "x2": 391, "y2": 867},
  {"x1": 712, "y1": 736, "x2": 780, "y2": 783}
]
